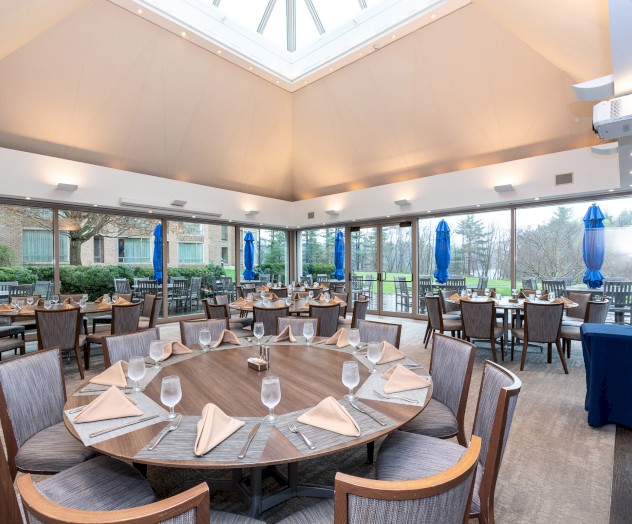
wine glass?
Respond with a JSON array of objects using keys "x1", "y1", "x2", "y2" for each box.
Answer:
[
  {"x1": 303, "y1": 321, "x2": 315, "y2": 345},
  {"x1": 348, "y1": 328, "x2": 361, "y2": 354},
  {"x1": 198, "y1": 328, "x2": 211, "y2": 352},
  {"x1": 472, "y1": 291, "x2": 478, "y2": 299},
  {"x1": 128, "y1": 356, "x2": 146, "y2": 392},
  {"x1": 253, "y1": 322, "x2": 264, "y2": 348},
  {"x1": 549, "y1": 292, "x2": 556, "y2": 301},
  {"x1": 261, "y1": 376, "x2": 281, "y2": 424},
  {"x1": 82, "y1": 293, "x2": 89, "y2": 306},
  {"x1": 26, "y1": 296, "x2": 34, "y2": 307},
  {"x1": 51, "y1": 295, "x2": 59, "y2": 306},
  {"x1": 149, "y1": 340, "x2": 164, "y2": 368},
  {"x1": 160, "y1": 376, "x2": 182, "y2": 420},
  {"x1": 17, "y1": 300, "x2": 24, "y2": 310},
  {"x1": 308, "y1": 290, "x2": 314, "y2": 302},
  {"x1": 511, "y1": 288, "x2": 518, "y2": 299},
  {"x1": 342, "y1": 361, "x2": 360, "y2": 401},
  {"x1": 103, "y1": 294, "x2": 111, "y2": 305},
  {"x1": 44, "y1": 300, "x2": 51, "y2": 310},
  {"x1": 484, "y1": 288, "x2": 490, "y2": 298},
  {"x1": 366, "y1": 342, "x2": 381, "y2": 373},
  {"x1": 285, "y1": 296, "x2": 292, "y2": 307},
  {"x1": 460, "y1": 288, "x2": 466, "y2": 297},
  {"x1": 112, "y1": 294, "x2": 118, "y2": 304},
  {"x1": 79, "y1": 295, "x2": 87, "y2": 308},
  {"x1": 535, "y1": 289, "x2": 542, "y2": 300}
]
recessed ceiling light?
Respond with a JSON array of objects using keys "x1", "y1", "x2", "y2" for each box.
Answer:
[
  {"x1": 217, "y1": 50, "x2": 222, "y2": 54},
  {"x1": 137, "y1": 8, "x2": 142, "y2": 14},
  {"x1": 352, "y1": 219, "x2": 356, "y2": 222},
  {"x1": 181, "y1": 31, "x2": 187, "y2": 37},
  {"x1": 259, "y1": 223, "x2": 263, "y2": 226},
  {"x1": 476, "y1": 204, "x2": 481, "y2": 207},
  {"x1": 148, "y1": 210, "x2": 153, "y2": 213},
  {"x1": 391, "y1": 34, "x2": 396, "y2": 39},
  {"x1": 228, "y1": 219, "x2": 232, "y2": 222},
  {"x1": 322, "y1": 222, "x2": 326, "y2": 225},
  {"x1": 248, "y1": 67, "x2": 253, "y2": 70},
  {"x1": 427, "y1": 210, "x2": 431, "y2": 213},
  {"x1": 431, "y1": 13, "x2": 436, "y2": 19},
  {"x1": 329, "y1": 68, "x2": 333, "y2": 71},
  {"x1": 386, "y1": 215, "x2": 390, "y2": 218},
  {"x1": 609, "y1": 189, "x2": 614, "y2": 192},
  {"x1": 275, "y1": 80, "x2": 279, "y2": 84},
  {"x1": 25, "y1": 197, "x2": 31, "y2": 200},
  {"x1": 304, "y1": 81, "x2": 308, "y2": 84},
  {"x1": 191, "y1": 215, "x2": 196, "y2": 218},
  {"x1": 358, "y1": 52, "x2": 363, "y2": 56},
  {"x1": 534, "y1": 197, "x2": 540, "y2": 201}
]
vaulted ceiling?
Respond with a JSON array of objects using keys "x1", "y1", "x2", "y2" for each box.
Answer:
[{"x1": 0, "y1": 0, "x2": 611, "y2": 200}]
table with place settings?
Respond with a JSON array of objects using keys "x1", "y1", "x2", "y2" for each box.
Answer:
[{"x1": 63, "y1": 338, "x2": 430, "y2": 517}]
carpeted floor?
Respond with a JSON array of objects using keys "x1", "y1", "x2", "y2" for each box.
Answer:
[{"x1": 3, "y1": 316, "x2": 615, "y2": 523}]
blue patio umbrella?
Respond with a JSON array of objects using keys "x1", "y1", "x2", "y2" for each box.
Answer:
[
  {"x1": 434, "y1": 220, "x2": 451, "y2": 284},
  {"x1": 582, "y1": 203, "x2": 605, "y2": 289},
  {"x1": 333, "y1": 231, "x2": 345, "y2": 280},
  {"x1": 243, "y1": 231, "x2": 256, "y2": 281},
  {"x1": 152, "y1": 223, "x2": 162, "y2": 284}
]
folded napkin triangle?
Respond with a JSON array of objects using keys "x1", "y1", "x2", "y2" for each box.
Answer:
[
  {"x1": 258, "y1": 285, "x2": 269, "y2": 292},
  {"x1": 0, "y1": 304, "x2": 13, "y2": 311},
  {"x1": 382, "y1": 364, "x2": 431, "y2": 393},
  {"x1": 161, "y1": 341, "x2": 192, "y2": 361},
  {"x1": 95, "y1": 301, "x2": 111, "y2": 311},
  {"x1": 297, "y1": 396, "x2": 361, "y2": 436},
  {"x1": 325, "y1": 328, "x2": 349, "y2": 348},
  {"x1": 63, "y1": 297, "x2": 74, "y2": 304},
  {"x1": 211, "y1": 330, "x2": 241, "y2": 348},
  {"x1": 267, "y1": 293, "x2": 279, "y2": 301},
  {"x1": 19, "y1": 305, "x2": 35, "y2": 315},
  {"x1": 274, "y1": 325, "x2": 296, "y2": 343},
  {"x1": 331, "y1": 296, "x2": 343, "y2": 304},
  {"x1": 376, "y1": 341, "x2": 406, "y2": 364},
  {"x1": 448, "y1": 293, "x2": 460, "y2": 302},
  {"x1": 115, "y1": 297, "x2": 131, "y2": 305},
  {"x1": 89, "y1": 360, "x2": 128, "y2": 388},
  {"x1": 194, "y1": 403, "x2": 245, "y2": 456},
  {"x1": 74, "y1": 385, "x2": 142, "y2": 423},
  {"x1": 317, "y1": 295, "x2": 327, "y2": 302}
]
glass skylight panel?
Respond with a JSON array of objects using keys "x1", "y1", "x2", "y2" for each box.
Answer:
[
  {"x1": 260, "y1": 1, "x2": 287, "y2": 51},
  {"x1": 311, "y1": 0, "x2": 363, "y2": 33},
  {"x1": 214, "y1": 0, "x2": 266, "y2": 31},
  {"x1": 296, "y1": 1, "x2": 322, "y2": 50}
]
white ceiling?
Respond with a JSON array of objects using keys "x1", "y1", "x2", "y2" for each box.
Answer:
[{"x1": 0, "y1": 0, "x2": 611, "y2": 200}]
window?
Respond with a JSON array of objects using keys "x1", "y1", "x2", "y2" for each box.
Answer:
[
  {"x1": 93, "y1": 236, "x2": 104, "y2": 263},
  {"x1": 241, "y1": 228, "x2": 288, "y2": 282},
  {"x1": 22, "y1": 229, "x2": 69, "y2": 264},
  {"x1": 298, "y1": 227, "x2": 339, "y2": 277},
  {"x1": 178, "y1": 242, "x2": 204, "y2": 264},
  {"x1": 221, "y1": 225, "x2": 228, "y2": 241},
  {"x1": 221, "y1": 246, "x2": 228, "y2": 264},
  {"x1": 118, "y1": 238, "x2": 150, "y2": 264}
]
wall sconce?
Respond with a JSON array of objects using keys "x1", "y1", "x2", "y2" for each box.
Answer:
[
  {"x1": 394, "y1": 199, "x2": 411, "y2": 206},
  {"x1": 325, "y1": 210, "x2": 340, "y2": 216},
  {"x1": 170, "y1": 199, "x2": 187, "y2": 206},
  {"x1": 245, "y1": 210, "x2": 259, "y2": 217},
  {"x1": 493, "y1": 184, "x2": 514, "y2": 193},
  {"x1": 56, "y1": 183, "x2": 78, "y2": 192}
]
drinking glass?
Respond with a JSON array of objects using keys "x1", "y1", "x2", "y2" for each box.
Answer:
[
  {"x1": 52, "y1": 295, "x2": 59, "y2": 306},
  {"x1": 529, "y1": 293, "x2": 536, "y2": 300},
  {"x1": 82, "y1": 293, "x2": 89, "y2": 305},
  {"x1": 308, "y1": 290, "x2": 314, "y2": 302},
  {"x1": 247, "y1": 292, "x2": 254, "y2": 302},
  {"x1": 79, "y1": 295, "x2": 87, "y2": 308},
  {"x1": 303, "y1": 321, "x2": 315, "y2": 345},
  {"x1": 261, "y1": 376, "x2": 281, "y2": 423},
  {"x1": 342, "y1": 361, "x2": 360, "y2": 401},
  {"x1": 198, "y1": 328, "x2": 211, "y2": 352},
  {"x1": 112, "y1": 294, "x2": 118, "y2": 303},
  {"x1": 460, "y1": 289, "x2": 466, "y2": 297},
  {"x1": 467, "y1": 288, "x2": 472, "y2": 296},
  {"x1": 44, "y1": 300, "x2": 51, "y2": 310},
  {"x1": 26, "y1": 296, "x2": 34, "y2": 306},
  {"x1": 253, "y1": 322, "x2": 264, "y2": 348},
  {"x1": 535, "y1": 289, "x2": 542, "y2": 300},
  {"x1": 128, "y1": 356, "x2": 146, "y2": 392},
  {"x1": 472, "y1": 291, "x2": 478, "y2": 299},
  {"x1": 149, "y1": 340, "x2": 164, "y2": 368},
  {"x1": 484, "y1": 288, "x2": 490, "y2": 298},
  {"x1": 549, "y1": 292, "x2": 556, "y2": 301},
  {"x1": 17, "y1": 300, "x2": 24, "y2": 309},
  {"x1": 348, "y1": 328, "x2": 361, "y2": 354},
  {"x1": 366, "y1": 342, "x2": 381, "y2": 373},
  {"x1": 160, "y1": 376, "x2": 182, "y2": 420},
  {"x1": 285, "y1": 296, "x2": 292, "y2": 307},
  {"x1": 511, "y1": 288, "x2": 518, "y2": 299},
  {"x1": 103, "y1": 294, "x2": 111, "y2": 305}
]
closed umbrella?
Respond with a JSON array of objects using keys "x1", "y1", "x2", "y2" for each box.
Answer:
[
  {"x1": 582, "y1": 204, "x2": 605, "y2": 289},
  {"x1": 434, "y1": 220, "x2": 451, "y2": 284},
  {"x1": 152, "y1": 224, "x2": 162, "y2": 284},
  {"x1": 243, "y1": 231, "x2": 256, "y2": 281},
  {"x1": 333, "y1": 231, "x2": 345, "y2": 280}
]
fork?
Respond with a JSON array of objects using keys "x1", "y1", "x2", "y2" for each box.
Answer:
[
  {"x1": 373, "y1": 389, "x2": 419, "y2": 404},
  {"x1": 287, "y1": 422, "x2": 315, "y2": 450},
  {"x1": 148, "y1": 414, "x2": 182, "y2": 450}
]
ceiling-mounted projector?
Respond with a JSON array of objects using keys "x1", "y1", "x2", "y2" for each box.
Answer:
[{"x1": 593, "y1": 94, "x2": 632, "y2": 140}]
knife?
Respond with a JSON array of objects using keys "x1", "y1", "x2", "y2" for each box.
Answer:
[
  {"x1": 89, "y1": 415, "x2": 159, "y2": 438},
  {"x1": 147, "y1": 414, "x2": 182, "y2": 450},
  {"x1": 237, "y1": 423, "x2": 261, "y2": 459},
  {"x1": 349, "y1": 401, "x2": 387, "y2": 426}
]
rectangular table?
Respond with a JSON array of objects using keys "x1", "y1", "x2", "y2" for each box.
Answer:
[{"x1": 581, "y1": 324, "x2": 632, "y2": 428}]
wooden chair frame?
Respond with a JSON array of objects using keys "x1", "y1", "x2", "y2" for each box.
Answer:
[
  {"x1": 35, "y1": 307, "x2": 84, "y2": 379},
  {"x1": 102, "y1": 327, "x2": 161, "y2": 368},
  {"x1": 276, "y1": 316, "x2": 321, "y2": 336},
  {"x1": 460, "y1": 300, "x2": 504, "y2": 363},
  {"x1": 357, "y1": 319, "x2": 402, "y2": 348}
]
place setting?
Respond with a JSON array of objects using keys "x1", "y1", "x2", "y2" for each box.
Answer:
[
  {"x1": 356, "y1": 363, "x2": 431, "y2": 406},
  {"x1": 315, "y1": 327, "x2": 364, "y2": 353},
  {"x1": 353, "y1": 340, "x2": 420, "y2": 371}
]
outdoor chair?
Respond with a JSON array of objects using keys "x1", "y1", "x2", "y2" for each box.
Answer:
[
  {"x1": 253, "y1": 306, "x2": 289, "y2": 338},
  {"x1": 169, "y1": 278, "x2": 191, "y2": 313},
  {"x1": 394, "y1": 276, "x2": 411, "y2": 312},
  {"x1": 113, "y1": 278, "x2": 132, "y2": 294},
  {"x1": 476, "y1": 276, "x2": 488, "y2": 289},
  {"x1": 138, "y1": 294, "x2": 162, "y2": 330},
  {"x1": 542, "y1": 279, "x2": 567, "y2": 298},
  {"x1": 136, "y1": 279, "x2": 159, "y2": 302},
  {"x1": 258, "y1": 273, "x2": 271, "y2": 284},
  {"x1": 190, "y1": 276, "x2": 203, "y2": 311},
  {"x1": 418, "y1": 276, "x2": 433, "y2": 314},
  {"x1": 277, "y1": 316, "x2": 321, "y2": 336},
  {"x1": 338, "y1": 297, "x2": 369, "y2": 330},
  {"x1": 521, "y1": 277, "x2": 538, "y2": 290},
  {"x1": 357, "y1": 319, "x2": 402, "y2": 347},
  {"x1": 35, "y1": 307, "x2": 86, "y2": 378},
  {"x1": 180, "y1": 318, "x2": 230, "y2": 346},
  {"x1": 0, "y1": 325, "x2": 25, "y2": 360},
  {"x1": 7, "y1": 284, "x2": 38, "y2": 331},
  {"x1": 561, "y1": 299, "x2": 610, "y2": 358},
  {"x1": 308, "y1": 303, "x2": 340, "y2": 337},
  {"x1": 425, "y1": 295, "x2": 462, "y2": 347},
  {"x1": 0, "y1": 281, "x2": 17, "y2": 304},
  {"x1": 445, "y1": 277, "x2": 466, "y2": 290},
  {"x1": 316, "y1": 274, "x2": 330, "y2": 284},
  {"x1": 603, "y1": 280, "x2": 632, "y2": 323},
  {"x1": 460, "y1": 299, "x2": 504, "y2": 362},
  {"x1": 102, "y1": 327, "x2": 160, "y2": 368},
  {"x1": 33, "y1": 280, "x2": 53, "y2": 300}
]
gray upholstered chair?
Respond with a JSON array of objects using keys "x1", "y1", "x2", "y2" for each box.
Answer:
[
  {"x1": 253, "y1": 306, "x2": 289, "y2": 337},
  {"x1": 377, "y1": 361, "x2": 522, "y2": 524},
  {"x1": 204, "y1": 299, "x2": 253, "y2": 329},
  {"x1": 138, "y1": 294, "x2": 162, "y2": 330},
  {"x1": 399, "y1": 333, "x2": 475, "y2": 446},
  {"x1": 563, "y1": 291, "x2": 591, "y2": 322},
  {"x1": 561, "y1": 299, "x2": 610, "y2": 358},
  {"x1": 0, "y1": 348, "x2": 96, "y2": 480},
  {"x1": 460, "y1": 300, "x2": 504, "y2": 363},
  {"x1": 338, "y1": 298, "x2": 369, "y2": 330},
  {"x1": 425, "y1": 295, "x2": 462, "y2": 348},
  {"x1": 276, "y1": 436, "x2": 481, "y2": 524},
  {"x1": 332, "y1": 291, "x2": 349, "y2": 317},
  {"x1": 439, "y1": 289, "x2": 461, "y2": 315},
  {"x1": 35, "y1": 307, "x2": 86, "y2": 378},
  {"x1": 511, "y1": 301, "x2": 567, "y2": 373},
  {"x1": 274, "y1": 287, "x2": 289, "y2": 298},
  {"x1": 277, "y1": 316, "x2": 321, "y2": 336},
  {"x1": 180, "y1": 318, "x2": 230, "y2": 346},
  {"x1": 102, "y1": 327, "x2": 160, "y2": 368},
  {"x1": 308, "y1": 303, "x2": 340, "y2": 337},
  {"x1": 356, "y1": 319, "x2": 402, "y2": 348},
  {"x1": 0, "y1": 325, "x2": 25, "y2": 360}
]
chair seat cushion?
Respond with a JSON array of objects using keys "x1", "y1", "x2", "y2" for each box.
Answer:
[
  {"x1": 0, "y1": 337, "x2": 25, "y2": 353},
  {"x1": 229, "y1": 318, "x2": 253, "y2": 329},
  {"x1": 442, "y1": 319, "x2": 463, "y2": 331},
  {"x1": 212, "y1": 510, "x2": 268, "y2": 523},
  {"x1": 398, "y1": 398, "x2": 458, "y2": 438},
  {"x1": 0, "y1": 325, "x2": 25, "y2": 337},
  {"x1": 276, "y1": 499, "x2": 334, "y2": 524},
  {"x1": 511, "y1": 328, "x2": 524, "y2": 340},
  {"x1": 560, "y1": 325, "x2": 581, "y2": 341},
  {"x1": 78, "y1": 334, "x2": 86, "y2": 347},
  {"x1": 138, "y1": 319, "x2": 150, "y2": 330},
  {"x1": 87, "y1": 331, "x2": 110, "y2": 344},
  {"x1": 15, "y1": 422, "x2": 97, "y2": 474},
  {"x1": 561, "y1": 319, "x2": 583, "y2": 328}
]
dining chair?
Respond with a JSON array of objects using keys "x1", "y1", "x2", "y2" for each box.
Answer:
[
  {"x1": 394, "y1": 277, "x2": 411, "y2": 312},
  {"x1": 521, "y1": 277, "x2": 538, "y2": 290},
  {"x1": 338, "y1": 298, "x2": 369, "y2": 330},
  {"x1": 331, "y1": 292, "x2": 348, "y2": 318},
  {"x1": 277, "y1": 436, "x2": 481, "y2": 524},
  {"x1": 7, "y1": 284, "x2": 39, "y2": 331},
  {"x1": 275, "y1": 287, "x2": 289, "y2": 298},
  {"x1": 190, "y1": 276, "x2": 203, "y2": 310},
  {"x1": 85, "y1": 302, "x2": 143, "y2": 370},
  {"x1": 35, "y1": 307, "x2": 86, "y2": 378},
  {"x1": 356, "y1": 319, "x2": 402, "y2": 348},
  {"x1": 425, "y1": 295, "x2": 463, "y2": 347},
  {"x1": 204, "y1": 300, "x2": 252, "y2": 329},
  {"x1": 445, "y1": 277, "x2": 466, "y2": 290},
  {"x1": 170, "y1": 278, "x2": 192, "y2": 313},
  {"x1": 400, "y1": 333, "x2": 475, "y2": 446},
  {"x1": 561, "y1": 299, "x2": 610, "y2": 358},
  {"x1": 180, "y1": 318, "x2": 230, "y2": 346},
  {"x1": 377, "y1": 360, "x2": 521, "y2": 524},
  {"x1": 0, "y1": 325, "x2": 26, "y2": 360},
  {"x1": 308, "y1": 303, "x2": 340, "y2": 337},
  {"x1": 113, "y1": 277, "x2": 132, "y2": 294},
  {"x1": 259, "y1": 273, "x2": 271, "y2": 283},
  {"x1": 603, "y1": 280, "x2": 632, "y2": 323},
  {"x1": 564, "y1": 291, "x2": 591, "y2": 322},
  {"x1": 8, "y1": 283, "x2": 35, "y2": 299},
  {"x1": 0, "y1": 348, "x2": 96, "y2": 480},
  {"x1": 33, "y1": 280, "x2": 53, "y2": 300},
  {"x1": 136, "y1": 279, "x2": 159, "y2": 301},
  {"x1": 460, "y1": 300, "x2": 504, "y2": 362},
  {"x1": 277, "y1": 316, "x2": 321, "y2": 336},
  {"x1": 476, "y1": 276, "x2": 488, "y2": 289},
  {"x1": 511, "y1": 301, "x2": 567, "y2": 373},
  {"x1": 253, "y1": 306, "x2": 289, "y2": 338},
  {"x1": 102, "y1": 327, "x2": 160, "y2": 368},
  {"x1": 541, "y1": 279, "x2": 567, "y2": 298},
  {"x1": 138, "y1": 294, "x2": 162, "y2": 330},
  {"x1": 439, "y1": 289, "x2": 461, "y2": 315},
  {"x1": 417, "y1": 276, "x2": 433, "y2": 314}
]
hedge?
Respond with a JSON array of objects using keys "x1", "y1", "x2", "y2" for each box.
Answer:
[{"x1": 302, "y1": 263, "x2": 336, "y2": 277}]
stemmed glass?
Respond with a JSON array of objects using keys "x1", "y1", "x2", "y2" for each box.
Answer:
[
  {"x1": 82, "y1": 294, "x2": 89, "y2": 307},
  {"x1": 128, "y1": 356, "x2": 146, "y2": 392},
  {"x1": 484, "y1": 288, "x2": 490, "y2": 298},
  {"x1": 149, "y1": 340, "x2": 164, "y2": 368},
  {"x1": 308, "y1": 290, "x2": 314, "y2": 303},
  {"x1": 535, "y1": 289, "x2": 542, "y2": 300},
  {"x1": 261, "y1": 376, "x2": 281, "y2": 424},
  {"x1": 51, "y1": 295, "x2": 59, "y2": 306},
  {"x1": 285, "y1": 296, "x2": 292, "y2": 307},
  {"x1": 549, "y1": 292, "x2": 556, "y2": 302},
  {"x1": 348, "y1": 328, "x2": 361, "y2": 354},
  {"x1": 342, "y1": 361, "x2": 360, "y2": 401},
  {"x1": 253, "y1": 322, "x2": 264, "y2": 349},
  {"x1": 303, "y1": 321, "x2": 314, "y2": 345},
  {"x1": 198, "y1": 328, "x2": 211, "y2": 352},
  {"x1": 160, "y1": 376, "x2": 182, "y2": 420},
  {"x1": 26, "y1": 296, "x2": 34, "y2": 307},
  {"x1": 366, "y1": 342, "x2": 381, "y2": 373},
  {"x1": 112, "y1": 294, "x2": 118, "y2": 304},
  {"x1": 471, "y1": 291, "x2": 478, "y2": 299},
  {"x1": 44, "y1": 300, "x2": 51, "y2": 310},
  {"x1": 79, "y1": 295, "x2": 87, "y2": 308}
]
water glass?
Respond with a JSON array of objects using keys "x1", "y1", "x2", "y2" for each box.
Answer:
[
  {"x1": 536, "y1": 289, "x2": 542, "y2": 299},
  {"x1": 484, "y1": 288, "x2": 490, "y2": 297},
  {"x1": 82, "y1": 293, "x2": 89, "y2": 305},
  {"x1": 128, "y1": 356, "x2": 146, "y2": 392},
  {"x1": 472, "y1": 291, "x2": 478, "y2": 299},
  {"x1": 17, "y1": 300, "x2": 24, "y2": 309},
  {"x1": 529, "y1": 293, "x2": 536, "y2": 300},
  {"x1": 44, "y1": 300, "x2": 51, "y2": 310},
  {"x1": 149, "y1": 340, "x2": 164, "y2": 368},
  {"x1": 26, "y1": 297, "x2": 34, "y2": 306},
  {"x1": 366, "y1": 342, "x2": 381, "y2": 373},
  {"x1": 112, "y1": 294, "x2": 118, "y2": 303},
  {"x1": 308, "y1": 290, "x2": 314, "y2": 302},
  {"x1": 160, "y1": 375, "x2": 182, "y2": 420},
  {"x1": 348, "y1": 328, "x2": 361, "y2": 354},
  {"x1": 253, "y1": 322, "x2": 264, "y2": 348},
  {"x1": 303, "y1": 321, "x2": 315, "y2": 345},
  {"x1": 342, "y1": 361, "x2": 360, "y2": 401},
  {"x1": 80, "y1": 296, "x2": 87, "y2": 308},
  {"x1": 261, "y1": 376, "x2": 281, "y2": 423},
  {"x1": 52, "y1": 295, "x2": 59, "y2": 306},
  {"x1": 285, "y1": 296, "x2": 292, "y2": 307},
  {"x1": 549, "y1": 292, "x2": 556, "y2": 301},
  {"x1": 198, "y1": 328, "x2": 211, "y2": 352}
]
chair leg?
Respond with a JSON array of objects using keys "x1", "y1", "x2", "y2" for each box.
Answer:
[
  {"x1": 500, "y1": 336, "x2": 505, "y2": 361},
  {"x1": 84, "y1": 343, "x2": 91, "y2": 371},
  {"x1": 490, "y1": 338, "x2": 498, "y2": 363},
  {"x1": 366, "y1": 441, "x2": 375, "y2": 464},
  {"x1": 424, "y1": 328, "x2": 434, "y2": 349},
  {"x1": 520, "y1": 339, "x2": 528, "y2": 371},
  {"x1": 74, "y1": 346, "x2": 85, "y2": 379},
  {"x1": 555, "y1": 339, "x2": 569, "y2": 374},
  {"x1": 547, "y1": 343, "x2": 552, "y2": 364}
]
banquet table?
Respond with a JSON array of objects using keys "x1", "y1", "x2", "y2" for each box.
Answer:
[
  {"x1": 63, "y1": 342, "x2": 429, "y2": 517},
  {"x1": 230, "y1": 297, "x2": 347, "y2": 315},
  {"x1": 580, "y1": 324, "x2": 632, "y2": 428},
  {"x1": 0, "y1": 302, "x2": 112, "y2": 318}
]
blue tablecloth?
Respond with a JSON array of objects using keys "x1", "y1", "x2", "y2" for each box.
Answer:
[{"x1": 581, "y1": 324, "x2": 632, "y2": 428}]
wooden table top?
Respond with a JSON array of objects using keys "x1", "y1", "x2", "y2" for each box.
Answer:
[
  {"x1": 231, "y1": 298, "x2": 346, "y2": 314},
  {"x1": 0, "y1": 302, "x2": 110, "y2": 317},
  {"x1": 447, "y1": 296, "x2": 578, "y2": 310},
  {"x1": 64, "y1": 344, "x2": 428, "y2": 470}
]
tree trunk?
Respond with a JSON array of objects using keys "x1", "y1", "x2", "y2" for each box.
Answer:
[{"x1": 70, "y1": 238, "x2": 83, "y2": 266}]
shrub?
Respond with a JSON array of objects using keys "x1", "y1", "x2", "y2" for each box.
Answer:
[
  {"x1": 0, "y1": 245, "x2": 18, "y2": 267},
  {"x1": 303, "y1": 263, "x2": 336, "y2": 276}
]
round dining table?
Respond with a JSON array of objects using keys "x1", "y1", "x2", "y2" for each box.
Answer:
[
  {"x1": 230, "y1": 297, "x2": 347, "y2": 315},
  {"x1": 64, "y1": 343, "x2": 429, "y2": 517}
]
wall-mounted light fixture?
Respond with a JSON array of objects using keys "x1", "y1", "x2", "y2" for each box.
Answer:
[
  {"x1": 325, "y1": 210, "x2": 340, "y2": 216},
  {"x1": 119, "y1": 198, "x2": 221, "y2": 219},
  {"x1": 245, "y1": 210, "x2": 259, "y2": 217},
  {"x1": 394, "y1": 199, "x2": 411, "y2": 206},
  {"x1": 170, "y1": 199, "x2": 187, "y2": 207},
  {"x1": 56, "y1": 183, "x2": 79, "y2": 192},
  {"x1": 493, "y1": 184, "x2": 514, "y2": 193}
]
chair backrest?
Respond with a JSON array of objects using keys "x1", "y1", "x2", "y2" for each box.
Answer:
[
  {"x1": 137, "y1": 280, "x2": 159, "y2": 296},
  {"x1": 316, "y1": 274, "x2": 330, "y2": 283},
  {"x1": 350, "y1": 298, "x2": 369, "y2": 328},
  {"x1": 523, "y1": 302, "x2": 563, "y2": 343},
  {"x1": 357, "y1": 319, "x2": 402, "y2": 347},
  {"x1": 0, "y1": 348, "x2": 65, "y2": 479},
  {"x1": 34, "y1": 281, "x2": 53, "y2": 300},
  {"x1": 111, "y1": 302, "x2": 142, "y2": 335},
  {"x1": 258, "y1": 273, "x2": 271, "y2": 283},
  {"x1": 521, "y1": 277, "x2": 537, "y2": 290},
  {"x1": 141, "y1": 293, "x2": 156, "y2": 317},
  {"x1": 253, "y1": 306, "x2": 289, "y2": 337},
  {"x1": 190, "y1": 277, "x2": 202, "y2": 295},
  {"x1": 102, "y1": 327, "x2": 160, "y2": 368},
  {"x1": 440, "y1": 289, "x2": 460, "y2": 313},
  {"x1": 446, "y1": 277, "x2": 466, "y2": 290},
  {"x1": 309, "y1": 303, "x2": 341, "y2": 337},
  {"x1": 460, "y1": 300, "x2": 496, "y2": 340},
  {"x1": 333, "y1": 292, "x2": 349, "y2": 317},
  {"x1": 35, "y1": 307, "x2": 81, "y2": 352},
  {"x1": 274, "y1": 287, "x2": 288, "y2": 298},
  {"x1": 476, "y1": 276, "x2": 488, "y2": 289},
  {"x1": 172, "y1": 279, "x2": 191, "y2": 298},
  {"x1": 541, "y1": 279, "x2": 567, "y2": 297},
  {"x1": 214, "y1": 294, "x2": 229, "y2": 306},
  {"x1": 205, "y1": 301, "x2": 229, "y2": 320},
  {"x1": 565, "y1": 291, "x2": 591, "y2": 319},
  {"x1": 141, "y1": 295, "x2": 162, "y2": 328},
  {"x1": 603, "y1": 281, "x2": 632, "y2": 306},
  {"x1": 277, "y1": 316, "x2": 321, "y2": 336},
  {"x1": 471, "y1": 361, "x2": 521, "y2": 522},
  {"x1": 9, "y1": 284, "x2": 35, "y2": 297},
  {"x1": 585, "y1": 299, "x2": 610, "y2": 324},
  {"x1": 0, "y1": 438, "x2": 22, "y2": 523},
  {"x1": 334, "y1": 436, "x2": 481, "y2": 524},
  {"x1": 113, "y1": 278, "x2": 132, "y2": 293},
  {"x1": 425, "y1": 295, "x2": 443, "y2": 331},
  {"x1": 180, "y1": 318, "x2": 229, "y2": 346}
]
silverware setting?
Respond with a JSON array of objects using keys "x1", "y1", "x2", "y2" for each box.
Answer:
[
  {"x1": 67, "y1": 406, "x2": 87, "y2": 414},
  {"x1": 88, "y1": 415, "x2": 159, "y2": 438},
  {"x1": 288, "y1": 421, "x2": 316, "y2": 450},
  {"x1": 404, "y1": 364, "x2": 423, "y2": 369},
  {"x1": 349, "y1": 400, "x2": 387, "y2": 426},
  {"x1": 148, "y1": 414, "x2": 182, "y2": 450},
  {"x1": 372, "y1": 389, "x2": 419, "y2": 404},
  {"x1": 80, "y1": 386, "x2": 133, "y2": 393},
  {"x1": 237, "y1": 422, "x2": 261, "y2": 459}
]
